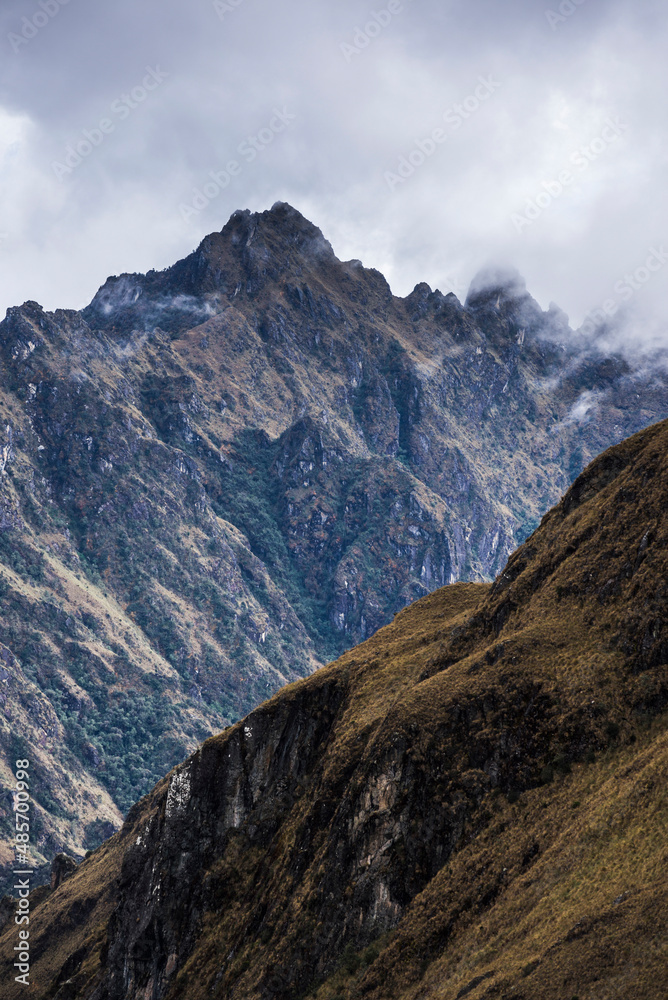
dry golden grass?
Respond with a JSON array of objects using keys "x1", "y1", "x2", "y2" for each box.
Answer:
[
  {"x1": 2, "y1": 420, "x2": 668, "y2": 999},
  {"x1": 337, "y1": 718, "x2": 668, "y2": 1000}
]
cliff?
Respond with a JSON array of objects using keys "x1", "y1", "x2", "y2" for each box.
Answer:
[
  {"x1": 1, "y1": 201, "x2": 668, "y2": 875},
  {"x1": 2, "y1": 416, "x2": 667, "y2": 999}
]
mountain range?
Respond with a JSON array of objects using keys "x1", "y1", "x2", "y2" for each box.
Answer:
[
  {"x1": 1, "y1": 405, "x2": 667, "y2": 999},
  {"x1": 1, "y1": 201, "x2": 668, "y2": 882}
]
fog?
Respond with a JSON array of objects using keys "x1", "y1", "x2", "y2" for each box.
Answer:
[{"x1": 0, "y1": 0, "x2": 666, "y2": 347}]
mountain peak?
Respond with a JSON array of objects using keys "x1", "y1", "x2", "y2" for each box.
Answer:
[
  {"x1": 465, "y1": 264, "x2": 528, "y2": 308},
  {"x1": 464, "y1": 264, "x2": 552, "y2": 346},
  {"x1": 219, "y1": 201, "x2": 335, "y2": 260},
  {"x1": 83, "y1": 203, "x2": 340, "y2": 334}
]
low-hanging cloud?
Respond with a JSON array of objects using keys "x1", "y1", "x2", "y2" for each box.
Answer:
[{"x1": 0, "y1": 0, "x2": 666, "y2": 351}]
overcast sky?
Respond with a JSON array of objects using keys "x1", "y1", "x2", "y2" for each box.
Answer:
[{"x1": 0, "y1": 0, "x2": 666, "y2": 340}]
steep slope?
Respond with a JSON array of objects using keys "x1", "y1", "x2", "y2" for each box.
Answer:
[
  {"x1": 3, "y1": 416, "x2": 667, "y2": 999},
  {"x1": 2, "y1": 202, "x2": 668, "y2": 877}
]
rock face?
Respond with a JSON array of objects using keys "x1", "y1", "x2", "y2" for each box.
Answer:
[
  {"x1": 1, "y1": 202, "x2": 668, "y2": 877},
  {"x1": 2, "y1": 417, "x2": 668, "y2": 1000},
  {"x1": 49, "y1": 852, "x2": 77, "y2": 890}
]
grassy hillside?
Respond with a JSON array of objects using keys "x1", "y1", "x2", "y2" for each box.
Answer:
[{"x1": 1, "y1": 416, "x2": 666, "y2": 998}]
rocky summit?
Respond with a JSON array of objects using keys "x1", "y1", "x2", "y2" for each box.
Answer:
[
  {"x1": 1, "y1": 202, "x2": 668, "y2": 880},
  {"x1": 1, "y1": 413, "x2": 667, "y2": 999}
]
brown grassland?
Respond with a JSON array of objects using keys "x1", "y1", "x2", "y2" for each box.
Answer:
[{"x1": 1, "y1": 418, "x2": 667, "y2": 999}]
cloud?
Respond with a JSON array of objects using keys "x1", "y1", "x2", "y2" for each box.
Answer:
[
  {"x1": 562, "y1": 389, "x2": 604, "y2": 426},
  {"x1": 0, "y1": 0, "x2": 666, "y2": 348}
]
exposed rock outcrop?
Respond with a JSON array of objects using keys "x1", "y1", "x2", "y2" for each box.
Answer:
[
  {"x1": 1, "y1": 203, "x2": 668, "y2": 878},
  {"x1": 2, "y1": 418, "x2": 668, "y2": 999}
]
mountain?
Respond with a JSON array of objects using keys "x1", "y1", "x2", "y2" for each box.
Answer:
[
  {"x1": 1, "y1": 201, "x2": 668, "y2": 880},
  {"x1": 2, "y1": 415, "x2": 667, "y2": 999}
]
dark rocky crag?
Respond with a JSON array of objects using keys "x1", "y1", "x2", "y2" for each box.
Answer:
[
  {"x1": 1, "y1": 202, "x2": 668, "y2": 877},
  {"x1": 2, "y1": 417, "x2": 668, "y2": 999}
]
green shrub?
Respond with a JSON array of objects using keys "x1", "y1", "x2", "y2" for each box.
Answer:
[
  {"x1": 339, "y1": 944, "x2": 361, "y2": 975},
  {"x1": 606, "y1": 721, "x2": 620, "y2": 741}
]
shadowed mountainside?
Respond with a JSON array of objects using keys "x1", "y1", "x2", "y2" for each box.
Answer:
[
  {"x1": 1, "y1": 201, "x2": 668, "y2": 880},
  {"x1": 2, "y1": 416, "x2": 667, "y2": 999}
]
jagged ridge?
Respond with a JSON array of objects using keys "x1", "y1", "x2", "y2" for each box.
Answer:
[{"x1": 1, "y1": 202, "x2": 668, "y2": 879}]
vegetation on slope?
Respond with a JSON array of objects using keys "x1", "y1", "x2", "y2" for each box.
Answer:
[
  {"x1": 1, "y1": 417, "x2": 667, "y2": 998},
  {"x1": 1, "y1": 202, "x2": 668, "y2": 876}
]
